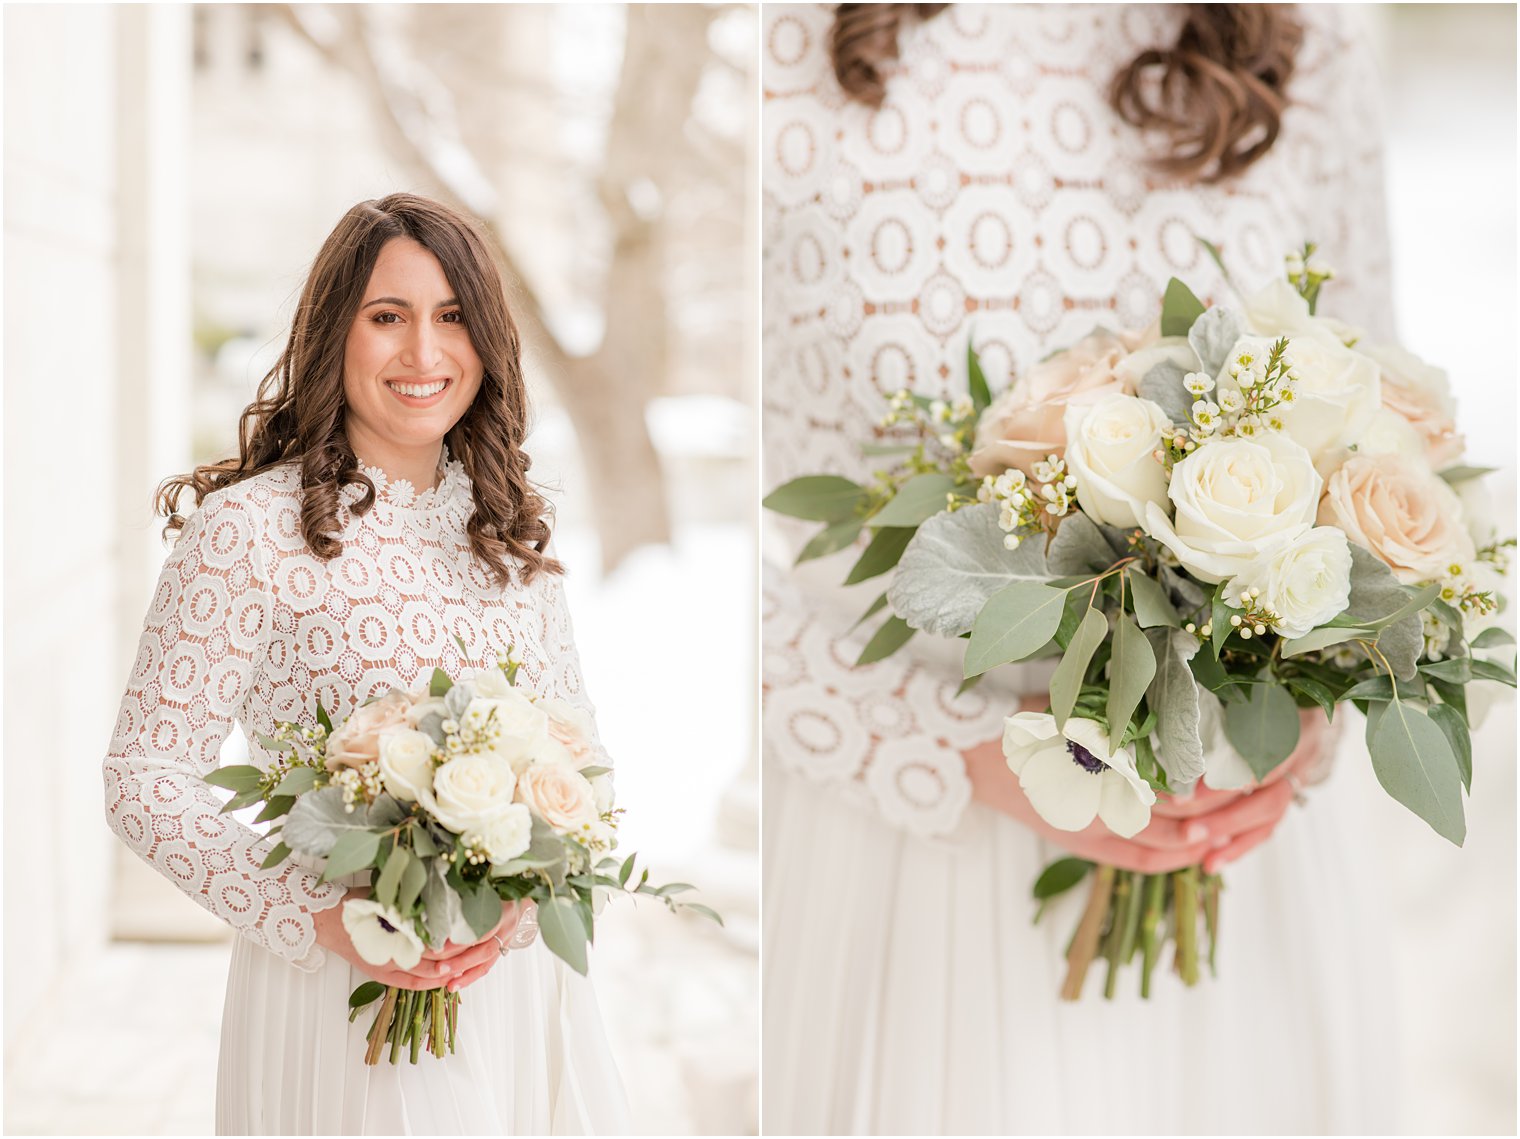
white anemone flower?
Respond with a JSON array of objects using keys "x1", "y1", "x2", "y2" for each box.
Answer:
[
  {"x1": 341, "y1": 899, "x2": 425, "y2": 969},
  {"x1": 1001, "y1": 712, "x2": 1156, "y2": 838}
]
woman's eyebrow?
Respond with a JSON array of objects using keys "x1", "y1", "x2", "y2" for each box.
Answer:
[{"x1": 360, "y1": 296, "x2": 460, "y2": 310}]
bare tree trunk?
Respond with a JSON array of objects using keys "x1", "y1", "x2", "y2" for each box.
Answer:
[{"x1": 276, "y1": 2, "x2": 675, "y2": 573}]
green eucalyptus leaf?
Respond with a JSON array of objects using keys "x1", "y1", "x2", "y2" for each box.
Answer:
[
  {"x1": 1470, "y1": 627, "x2": 1516, "y2": 649},
  {"x1": 1470, "y1": 658, "x2": 1518, "y2": 687},
  {"x1": 964, "y1": 581, "x2": 1069, "y2": 678},
  {"x1": 1436, "y1": 465, "x2": 1496, "y2": 485},
  {"x1": 1282, "y1": 624, "x2": 1375, "y2": 659},
  {"x1": 1222, "y1": 682, "x2": 1299, "y2": 781},
  {"x1": 1369, "y1": 700, "x2": 1465, "y2": 846},
  {"x1": 251, "y1": 795, "x2": 295, "y2": 825},
  {"x1": 1050, "y1": 606, "x2": 1107, "y2": 729},
  {"x1": 1106, "y1": 616, "x2": 1157, "y2": 751},
  {"x1": 260, "y1": 841, "x2": 292, "y2": 871},
  {"x1": 429, "y1": 668, "x2": 452, "y2": 697},
  {"x1": 857, "y1": 615, "x2": 915, "y2": 666},
  {"x1": 1160, "y1": 278, "x2": 1207, "y2": 337},
  {"x1": 1286, "y1": 676, "x2": 1337, "y2": 721},
  {"x1": 539, "y1": 896, "x2": 590, "y2": 976},
  {"x1": 460, "y1": 882, "x2": 503, "y2": 939},
  {"x1": 968, "y1": 340, "x2": 992, "y2": 412},
  {"x1": 850, "y1": 592, "x2": 889, "y2": 633},
  {"x1": 870, "y1": 474, "x2": 958, "y2": 527},
  {"x1": 348, "y1": 981, "x2": 386, "y2": 1010},
  {"x1": 1127, "y1": 572, "x2": 1180, "y2": 629},
  {"x1": 844, "y1": 526, "x2": 915, "y2": 585},
  {"x1": 796, "y1": 519, "x2": 863, "y2": 565},
  {"x1": 398, "y1": 853, "x2": 429, "y2": 913},
  {"x1": 272, "y1": 766, "x2": 321, "y2": 798},
  {"x1": 1426, "y1": 702, "x2": 1472, "y2": 793},
  {"x1": 320, "y1": 829, "x2": 381, "y2": 883},
  {"x1": 203, "y1": 765, "x2": 264, "y2": 794},
  {"x1": 374, "y1": 844, "x2": 408, "y2": 909},
  {"x1": 762, "y1": 475, "x2": 868, "y2": 522}
]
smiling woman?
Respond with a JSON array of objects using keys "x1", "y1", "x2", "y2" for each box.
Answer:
[{"x1": 104, "y1": 193, "x2": 630, "y2": 1133}]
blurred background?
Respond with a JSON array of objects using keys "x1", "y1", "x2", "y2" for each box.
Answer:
[
  {"x1": 4, "y1": 3, "x2": 757, "y2": 1134},
  {"x1": 1362, "y1": 5, "x2": 1516, "y2": 1134}
]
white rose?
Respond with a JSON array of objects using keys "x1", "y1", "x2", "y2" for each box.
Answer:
[
  {"x1": 377, "y1": 728, "x2": 436, "y2": 803},
  {"x1": 1110, "y1": 337, "x2": 1196, "y2": 392},
  {"x1": 1218, "y1": 332, "x2": 1380, "y2": 472},
  {"x1": 1243, "y1": 278, "x2": 1342, "y2": 343},
  {"x1": 1452, "y1": 475, "x2": 1499, "y2": 550},
  {"x1": 1224, "y1": 526, "x2": 1353, "y2": 639},
  {"x1": 1141, "y1": 433, "x2": 1321, "y2": 583},
  {"x1": 589, "y1": 772, "x2": 615, "y2": 815},
  {"x1": 468, "y1": 667, "x2": 513, "y2": 700},
  {"x1": 516, "y1": 764, "x2": 600, "y2": 834},
  {"x1": 1357, "y1": 408, "x2": 1427, "y2": 459},
  {"x1": 421, "y1": 752, "x2": 518, "y2": 835},
  {"x1": 1063, "y1": 395, "x2": 1173, "y2": 529},
  {"x1": 479, "y1": 803, "x2": 533, "y2": 867},
  {"x1": 462, "y1": 689, "x2": 551, "y2": 771}
]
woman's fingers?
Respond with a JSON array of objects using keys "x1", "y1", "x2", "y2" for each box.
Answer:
[
  {"x1": 1189, "y1": 778, "x2": 1294, "y2": 840},
  {"x1": 1203, "y1": 821, "x2": 1280, "y2": 875},
  {"x1": 446, "y1": 955, "x2": 501, "y2": 993}
]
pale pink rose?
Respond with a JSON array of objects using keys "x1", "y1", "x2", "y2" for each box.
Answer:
[
  {"x1": 969, "y1": 330, "x2": 1136, "y2": 479},
  {"x1": 516, "y1": 764, "x2": 599, "y2": 834},
  {"x1": 1319, "y1": 452, "x2": 1476, "y2": 584},
  {"x1": 325, "y1": 690, "x2": 415, "y2": 772},
  {"x1": 1364, "y1": 343, "x2": 1465, "y2": 468},
  {"x1": 539, "y1": 696, "x2": 597, "y2": 768}
]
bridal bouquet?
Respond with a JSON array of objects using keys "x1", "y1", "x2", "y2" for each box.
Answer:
[
  {"x1": 764, "y1": 243, "x2": 1515, "y2": 999},
  {"x1": 206, "y1": 639, "x2": 718, "y2": 1063}
]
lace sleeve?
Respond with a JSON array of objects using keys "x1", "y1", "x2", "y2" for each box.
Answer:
[
  {"x1": 533, "y1": 567, "x2": 613, "y2": 772},
  {"x1": 102, "y1": 490, "x2": 344, "y2": 970}
]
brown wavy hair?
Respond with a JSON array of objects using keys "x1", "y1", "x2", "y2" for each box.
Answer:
[
  {"x1": 159, "y1": 193, "x2": 560, "y2": 586},
  {"x1": 830, "y1": 4, "x2": 1303, "y2": 183}
]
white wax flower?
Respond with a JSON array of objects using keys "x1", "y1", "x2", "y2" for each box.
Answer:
[
  {"x1": 342, "y1": 899, "x2": 425, "y2": 968},
  {"x1": 377, "y1": 728, "x2": 436, "y2": 803},
  {"x1": 1141, "y1": 433, "x2": 1321, "y2": 583},
  {"x1": 1224, "y1": 526, "x2": 1353, "y2": 639},
  {"x1": 1002, "y1": 712, "x2": 1155, "y2": 838},
  {"x1": 1062, "y1": 394, "x2": 1173, "y2": 529}
]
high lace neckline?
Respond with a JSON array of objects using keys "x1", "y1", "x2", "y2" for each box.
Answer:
[{"x1": 352, "y1": 444, "x2": 469, "y2": 513}]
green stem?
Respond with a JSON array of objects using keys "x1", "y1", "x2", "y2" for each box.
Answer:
[
  {"x1": 1118, "y1": 870, "x2": 1145, "y2": 967},
  {"x1": 1062, "y1": 863, "x2": 1116, "y2": 1001},
  {"x1": 389, "y1": 989, "x2": 411, "y2": 1064},
  {"x1": 1139, "y1": 872, "x2": 1166, "y2": 999},
  {"x1": 1102, "y1": 871, "x2": 1133, "y2": 1000},
  {"x1": 410, "y1": 987, "x2": 427, "y2": 1064},
  {"x1": 1203, "y1": 872, "x2": 1222, "y2": 978},
  {"x1": 1175, "y1": 866, "x2": 1201, "y2": 986}
]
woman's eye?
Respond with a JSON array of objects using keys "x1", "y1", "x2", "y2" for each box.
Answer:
[
  {"x1": 440, "y1": 310, "x2": 464, "y2": 324},
  {"x1": 373, "y1": 311, "x2": 402, "y2": 325}
]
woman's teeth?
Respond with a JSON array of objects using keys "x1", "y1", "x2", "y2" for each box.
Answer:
[{"x1": 386, "y1": 379, "x2": 449, "y2": 398}]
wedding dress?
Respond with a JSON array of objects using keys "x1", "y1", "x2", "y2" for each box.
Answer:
[
  {"x1": 104, "y1": 451, "x2": 632, "y2": 1135},
  {"x1": 762, "y1": 5, "x2": 1400, "y2": 1133}
]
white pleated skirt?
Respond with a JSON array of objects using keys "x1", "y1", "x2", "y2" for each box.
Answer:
[
  {"x1": 762, "y1": 740, "x2": 1402, "y2": 1136},
  {"x1": 216, "y1": 935, "x2": 632, "y2": 1135}
]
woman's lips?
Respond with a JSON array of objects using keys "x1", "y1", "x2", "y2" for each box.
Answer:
[{"x1": 383, "y1": 377, "x2": 452, "y2": 407}]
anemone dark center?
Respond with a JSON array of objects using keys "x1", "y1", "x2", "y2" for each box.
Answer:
[
  {"x1": 378, "y1": 917, "x2": 397, "y2": 934},
  {"x1": 1067, "y1": 740, "x2": 1107, "y2": 774}
]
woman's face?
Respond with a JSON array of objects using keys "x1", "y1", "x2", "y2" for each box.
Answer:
[{"x1": 342, "y1": 235, "x2": 484, "y2": 459}]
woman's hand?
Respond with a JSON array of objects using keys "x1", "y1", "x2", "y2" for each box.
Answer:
[
  {"x1": 314, "y1": 890, "x2": 525, "y2": 991},
  {"x1": 963, "y1": 697, "x2": 1334, "y2": 875}
]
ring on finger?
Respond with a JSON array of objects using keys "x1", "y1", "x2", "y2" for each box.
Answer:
[
  {"x1": 491, "y1": 933, "x2": 509, "y2": 957},
  {"x1": 1286, "y1": 772, "x2": 1308, "y2": 808}
]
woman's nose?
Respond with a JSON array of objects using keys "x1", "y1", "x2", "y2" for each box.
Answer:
[{"x1": 401, "y1": 322, "x2": 444, "y2": 370}]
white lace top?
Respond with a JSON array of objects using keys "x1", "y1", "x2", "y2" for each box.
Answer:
[
  {"x1": 103, "y1": 449, "x2": 607, "y2": 970},
  {"x1": 762, "y1": 3, "x2": 1393, "y2": 836}
]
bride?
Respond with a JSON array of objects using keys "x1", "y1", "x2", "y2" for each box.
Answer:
[
  {"x1": 763, "y1": 5, "x2": 1399, "y2": 1133},
  {"x1": 103, "y1": 193, "x2": 631, "y2": 1135}
]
